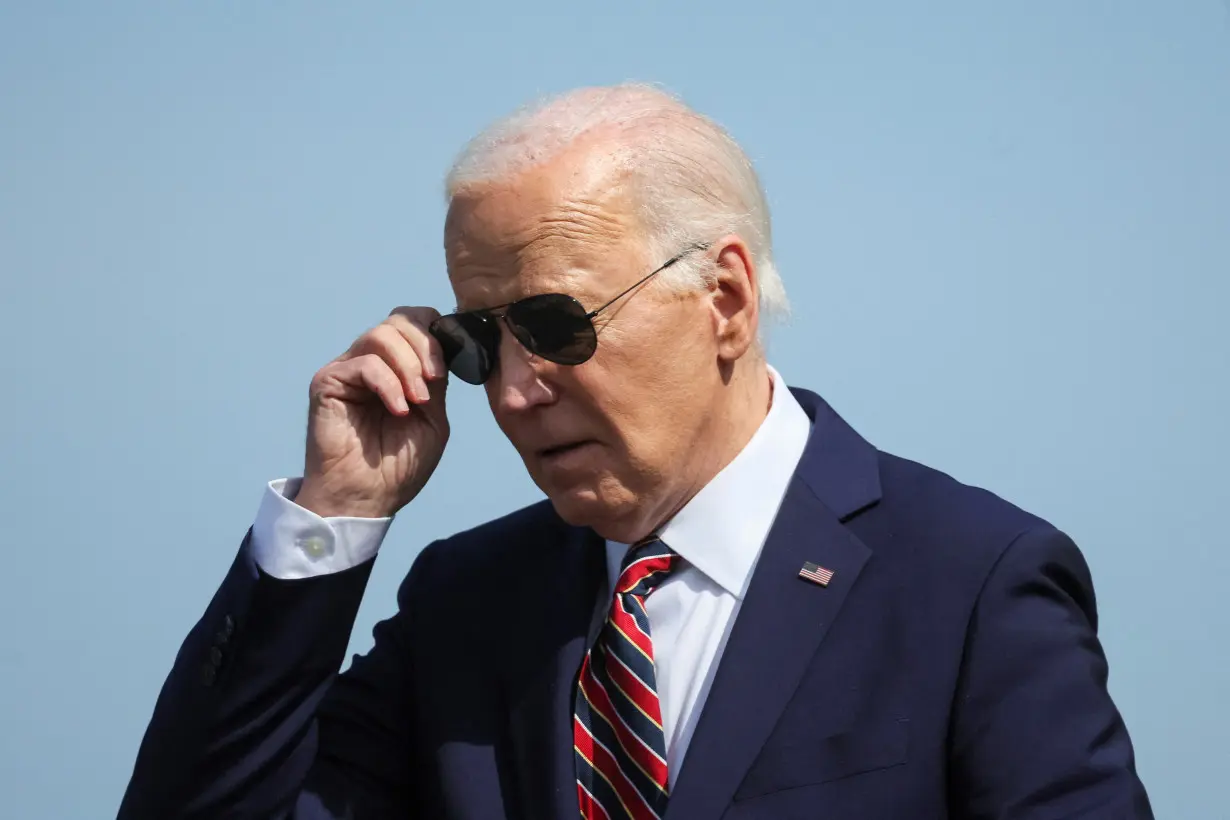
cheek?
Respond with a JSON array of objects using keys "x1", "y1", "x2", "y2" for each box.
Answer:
[
  {"x1": 602, "y1": 317, "x2": 709, "y2": 403},
  {"x1": 575, "y1": 350, "x2": 677, "y2": 458}
]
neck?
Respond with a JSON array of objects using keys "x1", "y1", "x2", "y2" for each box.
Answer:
[{"x1": 642, "y1": 357, "x2": 773, "y2": 537}]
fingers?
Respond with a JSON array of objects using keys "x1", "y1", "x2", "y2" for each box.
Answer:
[
  {"x1": 335, "y1": 306, "x2": 447, "y2": 407},
  {"x1": 312, "y1": 354, "x2": 410, "y2": 416},
  {"x1": 362, "y1": 323, "x2": 432, "y2": 404},
  {"x1": 353, "y1": 354, "x2": 412, "y2": 415},
  {"x1": 387, "y1": 306, "x2": 446, "y2": 381}
]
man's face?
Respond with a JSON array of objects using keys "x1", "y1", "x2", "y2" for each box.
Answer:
[{"x1": 444, "y1": 150, "x2": 725, "y2": 540}]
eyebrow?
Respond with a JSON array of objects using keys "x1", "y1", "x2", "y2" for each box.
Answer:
[
  {"x1": 450, "y1": 242, "x2": 708, "y2": 317},
  {"x1": 454, "y1": 277, "x2": 589, "y2": 315},
  {"x1": 456, "y1": 299, "x2": 516, "y2": 316}
]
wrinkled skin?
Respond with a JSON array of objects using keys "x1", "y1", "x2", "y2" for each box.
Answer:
[{"x1": 298, "y1": 138, "x2": 769, "y2": 543}]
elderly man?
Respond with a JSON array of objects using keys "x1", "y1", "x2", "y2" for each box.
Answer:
[{"x1": 120, "y1": 84, "x2": 1152, "y2": 819}]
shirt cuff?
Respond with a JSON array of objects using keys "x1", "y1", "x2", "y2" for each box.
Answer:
[{"x1": 249, "y1": 478, "x2": 393, "y2": 579}]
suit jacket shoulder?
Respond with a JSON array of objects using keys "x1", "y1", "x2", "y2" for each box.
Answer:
[{"x1": 867, "y1": 449, "x2": 1069, "y2": 595}]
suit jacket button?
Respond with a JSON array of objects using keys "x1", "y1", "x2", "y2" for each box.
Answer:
[
  {"x1": 223, "y1": 615, "x2": 235, "y2": 637},
  {"x1": 209, "y1": 646, "x2": 223, "y2": 665},
  {"x1": 201, "y1": 662, "x2": 217, "y2": 687}
]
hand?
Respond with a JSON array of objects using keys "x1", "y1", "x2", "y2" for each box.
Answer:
[{"x1": 293, "y1": 306, "x2": 450, "y2": 519}]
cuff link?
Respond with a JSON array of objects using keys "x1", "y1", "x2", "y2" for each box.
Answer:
[{"x1": 296, "y1": 532, "x2": 334, "y2": 561}]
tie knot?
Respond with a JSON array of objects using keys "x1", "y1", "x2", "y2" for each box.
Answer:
[{"x1": 616, "y1": 536, "x2": 678, "y2": 598}]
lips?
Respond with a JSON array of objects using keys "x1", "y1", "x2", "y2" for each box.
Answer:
[
  {"x1": 536, "y1": 438, "x2": 604, "y2": 470},
  {"x1": 539, "y1": 440, "x2": 593, "y2": 459}
]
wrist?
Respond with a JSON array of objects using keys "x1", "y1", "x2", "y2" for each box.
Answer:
[{"x1": 292, "y1": 480, "x2": 395, "y2": 520}]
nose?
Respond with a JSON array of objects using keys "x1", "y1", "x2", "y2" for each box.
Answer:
[{"x1": 489, "y1": 322, "x2": 556, "y2": 414}]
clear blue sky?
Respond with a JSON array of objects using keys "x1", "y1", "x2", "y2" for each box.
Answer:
[{"x1": 2, "y1": 2, "x2": 1227, "y2": 817}]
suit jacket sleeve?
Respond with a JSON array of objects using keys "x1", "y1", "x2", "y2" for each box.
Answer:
[
  {"x1": 948, "y1": 526, "x2": 1153, "y2": 818},
  {"x1": 118, "y1": 531, "x2": 437, "y2": 819}
]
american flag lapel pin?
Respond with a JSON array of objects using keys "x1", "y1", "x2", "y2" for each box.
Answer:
[{"x1": 798, "y1": 561, "x2": 835, "y2": 587}]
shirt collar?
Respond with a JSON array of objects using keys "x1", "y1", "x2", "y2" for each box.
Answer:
[{"x1": 605, "y1": 365, "x2": 812, "y2": 598}]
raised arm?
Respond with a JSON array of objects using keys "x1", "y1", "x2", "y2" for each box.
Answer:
[{"x1": 119, "y1": 306, "x2": 451, "y2": 818}]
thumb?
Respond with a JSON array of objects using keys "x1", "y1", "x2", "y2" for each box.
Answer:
[{"x1": 420, "y1": 372, "x2": 450, "y2": 432}]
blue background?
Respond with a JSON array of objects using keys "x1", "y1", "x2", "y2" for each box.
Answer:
[{"x1": 2, "y1": 2, "x2": 1227, "y2": 816}]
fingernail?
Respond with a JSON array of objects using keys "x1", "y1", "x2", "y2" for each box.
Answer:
[{"x1": 414, "y1": 378, "x2": 429, "y2": 401}]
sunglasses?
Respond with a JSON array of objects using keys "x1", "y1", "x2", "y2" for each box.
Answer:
[{"x1": 429, "y1": 243, "x2": 709, "y2": 385}]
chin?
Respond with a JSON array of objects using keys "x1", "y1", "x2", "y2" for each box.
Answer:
[
  {"x1": 545, "y1": 485, "x2": 608, "y2": 526},
  {"x1": 536, "y1": 468, "x2": 606, "y2": 515},
  {"x1": 541, "y1": 479, "x2": 643, "y2": 541}
]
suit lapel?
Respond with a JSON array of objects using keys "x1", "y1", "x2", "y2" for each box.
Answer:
[
  {"x1": 666, "y1": 388, "x2": 882, "y2": 818},
  {"x1": 504, "y1": 523, "x2": 605, "y2": 820}
]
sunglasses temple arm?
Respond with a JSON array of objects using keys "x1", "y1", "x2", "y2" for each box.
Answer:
[{"x1": 584, "y1": 242, "x2": 709, "y2": 319}]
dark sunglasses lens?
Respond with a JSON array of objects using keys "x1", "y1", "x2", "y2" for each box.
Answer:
[
  {"x1": 430, "y1": 313, "x2": 499, "y2": 384},
  {"x1": 506, "y1": 293, "x2": 597, "y2": 365}
]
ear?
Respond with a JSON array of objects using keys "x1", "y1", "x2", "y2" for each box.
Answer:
[{"x1": 707, "y1": 234, "x2": 760, "y2": 363}]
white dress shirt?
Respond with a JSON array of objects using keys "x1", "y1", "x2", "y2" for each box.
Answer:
[{"x1": 249, "y1": 365, "x2": 811, "y2": 787}]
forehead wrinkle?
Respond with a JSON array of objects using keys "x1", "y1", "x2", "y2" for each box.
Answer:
[
  {"x1": 447, "y1": 158, "x2": 644, "y2": 311},
  {"x1": 513, "y1": 189, "x2": 633, "y2": 256},
  {"x1": 450, "y1": 248, "x2": 593, "y2": 313}
]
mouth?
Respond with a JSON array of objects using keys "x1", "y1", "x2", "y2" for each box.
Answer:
[{"x1": 538, "y1": 440, "x2": 597, "y2": 463}]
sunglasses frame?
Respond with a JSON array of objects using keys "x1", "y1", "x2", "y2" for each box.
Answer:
[{"x1": 430, "y1": 242, "x2": 710, "y2": 384}]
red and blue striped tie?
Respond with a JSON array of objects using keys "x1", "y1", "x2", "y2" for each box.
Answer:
[{"x1": 574, "y1": 536, "x2": 679, "y2": 820}]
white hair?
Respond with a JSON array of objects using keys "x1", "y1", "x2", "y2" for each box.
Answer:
[{"x1": 444, "y1": 83, "x2": 789, "y2": 322}]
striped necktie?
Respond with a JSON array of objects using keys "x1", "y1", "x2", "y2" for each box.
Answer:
[{"x1": 574, "y1": 536, "x2": 679, "y2": 820}]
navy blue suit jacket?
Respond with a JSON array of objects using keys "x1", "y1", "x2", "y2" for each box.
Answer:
[{"x1": 119, "y1": 388, "x2": 1152, "y2": 818}]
